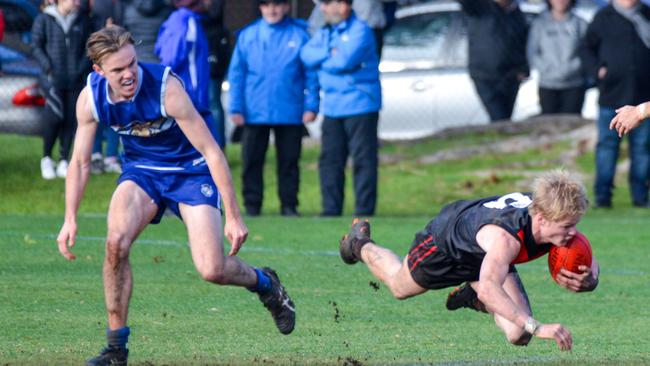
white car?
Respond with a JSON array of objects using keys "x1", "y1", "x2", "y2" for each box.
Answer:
[
  {"x1": 0, "y1": 0, "x2": 46, "y2": 136},
  {"x1": 376, "y1": 0, "x2": 602, "y2": 140}
]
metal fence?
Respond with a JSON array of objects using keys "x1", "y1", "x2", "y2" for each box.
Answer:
[{"x1": 0, "y1": 0, "x2": 601, "y2": 141}]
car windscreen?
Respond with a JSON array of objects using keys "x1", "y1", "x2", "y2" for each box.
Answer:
[{"x1": 382, "y1": 11, "x2": 465, "y2": 69}]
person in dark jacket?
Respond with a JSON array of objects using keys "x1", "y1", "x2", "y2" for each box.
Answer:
[
  {"x1": 580, "y1": 0, "x2": 650, "y2": 208},
  {"x1": 83, "y1": 0, "x2": 124, "y2": 29},
  {"x1": 458, "y1": 0, "x2": 529, "y2": 122},
  {"x1": 123, "y1": 0, "x2": 172, "y2": 63},
  {"x1": 202, "y1": 0, "x2": 229, "y2": 148},
  {"x1": 228, "y1": 0, "x2": 319, "y2": 217},
  {"x1": 31, "y1": 0, "x2": 92, "y2": 179}
]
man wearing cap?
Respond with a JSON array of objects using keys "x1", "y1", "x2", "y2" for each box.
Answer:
[
  {"x1": 228, "y1": 0, "x2": 319, "y2": 217},
  {"x1": 300, "y1": 0, "x2": 382, "y2": 217}
]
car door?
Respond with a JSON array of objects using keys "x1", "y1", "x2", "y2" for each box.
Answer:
[
  {"x1": 0, "y1": 1, "x2": 44, "y2": 136},
  {"x1": 380, "y1": 10, "x2": 458, "y2": 139},
  {"x1": 428, "y1": 13, "x2": 491, "y2": 130}
]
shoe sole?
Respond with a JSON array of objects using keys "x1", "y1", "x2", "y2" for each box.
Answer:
[{"x1": 339, "y1": 218, "x2": 371, "y2": 265}]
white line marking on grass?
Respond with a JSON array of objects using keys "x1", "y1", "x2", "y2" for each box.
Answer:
[
  {"x1": 0, "y1": 231, "x2": 340, "y2": 257},
  {"x1": 0, "y1": 231, "x2": 645, "y2": 274}
]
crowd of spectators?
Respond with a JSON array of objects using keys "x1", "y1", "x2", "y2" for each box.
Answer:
[{"x1": 22, "y1": 0, "x2": 650, "y2": 210}]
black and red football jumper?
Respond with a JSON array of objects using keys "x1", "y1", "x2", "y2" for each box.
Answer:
[{"x1": 407, "y1": 192, "x2": 552, "y2": 289}]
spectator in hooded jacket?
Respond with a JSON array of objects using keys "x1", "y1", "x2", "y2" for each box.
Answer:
[
  {"x1": 32, "y1": 0, "x2": 92, "y2": 179},
  {"x1": 458, "y1": 0, "x2": 529, "y2": 122},
  {"x1": 155, "y1": 0, "x2": 223, "y2": 146},
  {"x1": 580, "y1": 0, "x2": 650, "y2": 208},
  {"x1": 228, "y1": 0, "x2": 319, "y2": 217},
  {"x1": 527, "y1": 0, "x2": 588, "y2": 115},
  {"x1": 301, "y1": 0, "x2": 381, "y2": 217},
  {"x1": 155, "y1": 0, "x2": 209, "y2": 109}
]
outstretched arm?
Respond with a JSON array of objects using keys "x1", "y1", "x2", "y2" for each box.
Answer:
[
  {"x1": 476, "y1": 225, "x2": 573, "y2": 350},
  {"x1": 164, "y1": 76, "x2": 248, "y2": 255},
  {"x1": 56, "y1": 87, "x2": 98, "y2": 260}
]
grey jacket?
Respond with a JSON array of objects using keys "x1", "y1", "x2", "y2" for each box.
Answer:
[{"x1": 527, "y1": 11, "x2": 587, "y2": 89}]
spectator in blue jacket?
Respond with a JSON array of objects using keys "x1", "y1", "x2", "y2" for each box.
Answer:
[
  {"x1": 228, "y1": 0, "x2": 319, "y2": 217},
  {"x1": 155, "y1": 0, "x2": 224, "y2": 146},
  {"x1": 301, "y1": 0, "x2": 382, "y2": 217},
  {"x1": 155, "y1": 0, "x2": 210, "y2": 111}
]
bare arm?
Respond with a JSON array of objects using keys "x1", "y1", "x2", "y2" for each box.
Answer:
[
  {"x1": 476, "y1": 225, "x2": 530, "y2": 327},
  {"x1": 476, "y1": 225, "x2": 572, "y2": 350},
  {"x1": 56, "y1": 87, "x2": 98, "y2": 260},
  {"x1": 163, "y1": 76, "x2": 248, "y2": 255}
]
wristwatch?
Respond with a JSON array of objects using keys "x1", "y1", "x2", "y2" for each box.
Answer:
[{"x1": 524, "y1": 317, "x2": 541, "y2": 335}]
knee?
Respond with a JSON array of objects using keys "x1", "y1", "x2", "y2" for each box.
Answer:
[
  {"x1": 388, "y1": 283, "x2": 413, "y2": 300},
  {"x1": 506, "y1": 329, "x2": 532, "y2": 346},
  {"x1": 391, "y1": 289, "x2": 410, "y2": 300},
  {"x1": 105, "y1": 232, "x2": 131, "y2": 265},
  {"x1": 198, "y1": 265, "x2": 228, "y2": 285}
]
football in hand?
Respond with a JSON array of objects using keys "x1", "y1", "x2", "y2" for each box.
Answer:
[{"x1": 548, "y1": 231, "x2": 593, "y2": 284}]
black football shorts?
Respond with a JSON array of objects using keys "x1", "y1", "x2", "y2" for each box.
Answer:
[
  {"x1": 407, "y1": 230, "x2": 479, "y2": 290},
  {"x1": 407, "y1": 230, "x2": 517, "y2": 290}
]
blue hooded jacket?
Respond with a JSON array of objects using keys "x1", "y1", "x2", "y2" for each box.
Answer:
[
  {"x1": 300, "y1": 12, "x2": 381, "y2": 118},
  {"x1": 155, "y1": 7, "x2": 210, "y2": 110},
  {"x1": 228, "y1": 17, "x2": 319, "y2": 125}
]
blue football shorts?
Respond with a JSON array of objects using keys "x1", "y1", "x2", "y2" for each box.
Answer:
[{"x1": 118, "y1": 168, "x2": 222, "y2": 224}]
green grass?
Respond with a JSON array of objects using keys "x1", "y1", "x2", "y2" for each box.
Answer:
[{"x1": 1, "y1": 132, "x2": 649, "y2": 365}]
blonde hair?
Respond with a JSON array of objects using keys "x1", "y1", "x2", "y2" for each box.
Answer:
[
  {"x1": 528, "y1": 169, "x2": 588, "y2": 222},
  {"x1": 86, "y1": 26, "x2": 135, "y2": 66}
]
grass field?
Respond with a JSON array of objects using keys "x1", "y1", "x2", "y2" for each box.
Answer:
[{"x1": 1, "y1": 130, "x2": 650, "y2": 365}]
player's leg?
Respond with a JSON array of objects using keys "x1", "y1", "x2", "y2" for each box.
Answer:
[
  {"x1": 489, "y1": 272, "x2": 533, "y2": 346},
  {"x1": 104, "y1": 181, "x2": 158, "y2": 329},
  {"x1": 180, "y1": 203, "x2": 257, "y2": 286},
  {"x1": 362, "y1": 248, "x2": 427, "y2": 299},
  {"x1": 446, "y1": 281, "x2": 487, "y2": 313},
  {"x1": 339, "y1": 219, "x2": 426, "y2": 299},
  {"x1": 87, "y1": 180, "x2": 158, "y2": 366},
  {"x1": 180, "y1": 203, "x2": 295, "y2": 334}
]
